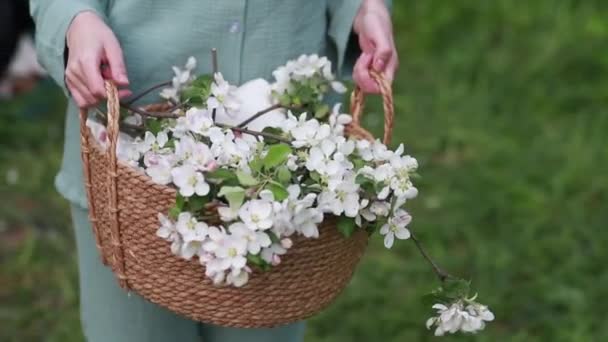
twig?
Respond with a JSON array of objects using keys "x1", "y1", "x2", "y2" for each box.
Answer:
[
  {"x1": 92, "y1": 108, "x2": 144, "y2": 134},
  {"x1": 124, "y1": 80, "x2": 172, "y2": 105},
  {"x1": 119, "y1": 103, "x2": 291, "y2": 143},
  {"x1": 410, "y1": 232, "x2": 453, "y2": 283},
  {"x1": 211, "y1": 48, "x2": 218, "y2": 74},
  {"x1": 215, "y1": 123, "x2": 291, "y2": 143},
  {"x1": 120, "y1": 103, "x2": 180, "y2": 119},
  {"x1": 211, "y1": 48, "x2": 218, "y2": 121},
  {"x1": 236, "y1": 104, "x2": 282, "y2": 128},
  {"x1": 236, "y1": 104, "x2": 305, "y2": 128}
]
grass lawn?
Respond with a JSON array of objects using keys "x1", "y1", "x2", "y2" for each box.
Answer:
[{"x1": 1, "y1": 1, "x2": 607, "y2": 341}]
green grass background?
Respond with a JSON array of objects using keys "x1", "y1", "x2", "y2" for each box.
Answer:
[{"x1": 2, "y1": 1, "x2": 607, "y2": 341}]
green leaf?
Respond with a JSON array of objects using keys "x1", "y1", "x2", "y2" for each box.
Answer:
[
  {"x1": 267, "y1": 231, "x2": 280, "y2": 244},
  {"x1": 247, "y1": 254, "x2": 271, "y2": 271},
  {"x1": 187, "y1": 195, "x2": 208, "y2": 212},
  {"x1": 442, "y1": 278, "x2": 471, "y2": 300},
  {"x1": 261, "y1": 127, "x2": 286, "y2": 144},
  {"x1": 206, "y1": 169, "x2": 237, "y2": 183},
  {"x1": 175, "y1": 194, "x2": 186, "y2": 209},
  {"x1": 168, "y1": 205, "x2": 181, "y2": 220},
  {"x1": 266, "y1": 183, "x2": 289, "y2": 201},
  {"x1": 314, "y1": 103, "x2": 330, "y2": 119},
  {"x1": 263, "y1": 143, "x2": 292, "y2": 169},
  {"x1": 277, "y1": 166, "x2": 292, "y2": 184},
  {"x1": 410, "y1": 172, "x2": 422, "y2": 179},
  {"x1": 236, "y1": 170, "x2": 259, "y2": 186},
  {"x1": 217, "y1": 186, "x2": 246, "y2": 210},
  {"x1": 337, "y1": 216, "x2": 357, "y2": 238},
  {"x1": 356, "y1": 174, "x2": 376, "y2": 194},
  {"x1": 249, "y1": 158, "x2": 263, "y2": 175},
  {"x1": 147, "y1": 119, "x2": 163, "y2": 134},
  {"x1": 351, "y1": 157, "x2": 366, "y2": 170},
  {"x1": 180, "y1": 75, "x2": 213, "y2": 105},
  {"x1": 309, "y1": 171, "x2": 321, "y2": 183}
]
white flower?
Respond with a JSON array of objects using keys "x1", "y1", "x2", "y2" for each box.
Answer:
[
  {"x1": 171, "y1": 164, "x2": 210, "y2": 197},
  {"x1": 184, "y1": 108, "x2": 216, "y2": 136},
  {"x1": 387, "y1": 151, "x2": 419, "y2": 199},
  {"x1": 379, "y1": 209, "x2": 412, "y2": 248},
  {"x1": 226, "y1": 268, "x2": 249, "y2": 287},
  {"x1": 205, "y1": 229, "x2": 248, "y2": 272},
  {"x1": 160, "y1": 56, "x2": 197, "y2": 102},
  {"x1": 305, "y1": 139, "x2": 342, "y2": 177},
  {"x1": 260, "y1": 242, "x2": 287, "y2": 264},
  {"x1": 210, "y1": 130, "x2": 256, "y2": 167},
  {"x1": 292, "y1": 206, "x2": 324, "y2": 238},
  {"x1": 174, "y1": 212, "x2": 208, "y2": 259},
  {"x1": 317, "y1": 173, "x2": 360, "y2": 217},
  {"x1": 289, "y1": 114, "x2": 331, "y2": 148},
  {"x1": 207, "y1": 72, "x2": 240, "y2": 118},
  {"x1": 238, "y1": 199, "x2": 274, "y2": 231},
  {"x1": 229, "y1": 222, "x2": 272, "y2": 254},
  {"x1": 174, "y1": 135, "x2": 213, "y2": 171},
  {"x1": 328, "y1": 103, "x2": 352, "y2": 135},
  {"x1": 426, "y1": 301, "x2": 494, "y2": 336},
  {"x1": 156, "y1": 213, "x2": 182, "y2": 255},
  {"x1": 271, "y1": 65, "x2": 293, "y2": 94},
  {"x1": 145, "y1": 154, "x2": 176, "y2": 185},
  {"x1": 330, "y1": 81, "x2": 347, "y2": 93},
  {"x1": 139, "y1": 131, "x2": 169, "y2": 155},
  {"x1": 217, "y1": 206, "x2": 239, "y2": 222}
]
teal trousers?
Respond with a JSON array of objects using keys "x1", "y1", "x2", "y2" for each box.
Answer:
[{"x1": 70, "y1": 205, "x2": 306, "y2": 342}]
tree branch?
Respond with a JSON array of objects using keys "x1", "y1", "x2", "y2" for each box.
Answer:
[
  {"x1": 215, "y1": 123, "x2": 291, "y2": 143},
  {"x1": 124, "y1": 80, "x2": 172, "y2": 105},
  {"x1": 410, "y1": 232, "x2": 453, "y2": 283},
  {"x1": 236, "y1": 104, "x2": 282, "y2": 128},
  {"x1": 236, "y1": 104, "x2": 304, "y2": 128},
  {"x1": 119, "y1": 103, "x2": 291, "y2": 143},
  {"x1": 120, "y1": 103, "x2": 181, "y2": 119}
]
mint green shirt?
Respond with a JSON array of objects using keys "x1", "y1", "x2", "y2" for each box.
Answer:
[{"x1": 30, "y1": 0, "x2": 366, "y2": 208}]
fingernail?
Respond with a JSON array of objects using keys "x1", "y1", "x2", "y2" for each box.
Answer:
[
  {"x1": 117, "y1": 73, "x2": 129, "y2": 84},
  {"x1": 374, "y1": 58, "x2": 385, "y2": 71}
]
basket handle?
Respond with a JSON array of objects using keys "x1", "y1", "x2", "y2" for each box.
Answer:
[
  {"x1": 78, "y1": 81, "x2": 128, "y2": 288},
  {"x1": 348, "y1": 70, "x2": 394, "y2": 145}
]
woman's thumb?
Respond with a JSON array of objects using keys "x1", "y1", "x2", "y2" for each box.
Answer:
[{"x1": 103, "y1": 36, "x2": 129, "y2": 86}]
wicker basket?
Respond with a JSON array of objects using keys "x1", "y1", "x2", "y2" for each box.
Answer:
[{"x1": 78, "y1": 71, "x2": 394, "y2": 328}]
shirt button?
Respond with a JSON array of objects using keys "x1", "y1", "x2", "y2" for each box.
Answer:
[{"x1": 229, "y1": 21, "x2": 241, "y2": 34}]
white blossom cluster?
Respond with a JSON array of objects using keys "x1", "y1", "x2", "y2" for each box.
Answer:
[
  {"x1": 426, "y1": 300, "x2": 495, "y2": 336},
  {"x1": 97, "y1": 55, "x2": 419, "y2": 288},
  {"x1": 160, "y1": 57, "x2": 197, "y2": 102},
  {"x1": 272, "y1": 54, "x2": 347, "y2": 97},
  {"x1": 86, "y1": 54, "x2": 495, "y2": 337},
  {"x1": 129, "y1": 105, "x2": 419, "y2": 287}
]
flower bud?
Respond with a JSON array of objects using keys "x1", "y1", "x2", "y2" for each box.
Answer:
[
  {"x1": 280, "y1": 238, "x2": 293, "y2": 249},
  {"x1": 271, "y1": 254, "x2": 281, "y2": 266}
]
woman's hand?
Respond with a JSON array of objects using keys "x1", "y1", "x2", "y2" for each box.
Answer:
[
  {"x1": 353, "y1": 0, "x2": 398, "y2": 93},
  {"x1": 65, "y1": 11, "x2": 131, "y2": 108}
]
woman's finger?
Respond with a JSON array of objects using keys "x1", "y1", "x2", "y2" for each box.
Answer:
[
  {"x1": 66, "y1": 76, "x2": 89, "y2": 108},
  {"x1": 80, "y1": 54, "x2": 107, "y2": 100},
  {"x1": 103, "y1": 36, "x2": 129, "y2": 86},
  {"x1": 118, "y1": 89, "x2": 133, "y2": 98},
  {"x1": 354, "y1": 53, "x2": 380, "y2": 93},
  {"x1": 372, "y1": 42, "x2": 392, "y2": 73},
  {"x1": 384, "y1": 52, "x2": 399, "y2": 83},
  {"x1": 67, "y1": 72, "x2": 97, "y2": 107}
]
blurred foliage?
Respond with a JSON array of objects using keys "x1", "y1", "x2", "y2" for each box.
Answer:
[{"x1": 2, "y1": 1, "x2": 608, "y2": 341}]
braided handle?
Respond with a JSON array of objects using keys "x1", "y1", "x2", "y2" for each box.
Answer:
[
  {"x1": 348, "y1": 70, "x2": 394, "y2": 145},
  {"x1": 79, "y1": 81, "x2": 128, "y2": 289}
]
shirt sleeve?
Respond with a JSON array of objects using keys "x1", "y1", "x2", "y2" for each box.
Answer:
[
  {"x1": 29, "y1": 0, "x2": 106, "y2": 94},
  {"x1": 327, "y1": 0, "x2": 392, "y2": 79}
]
